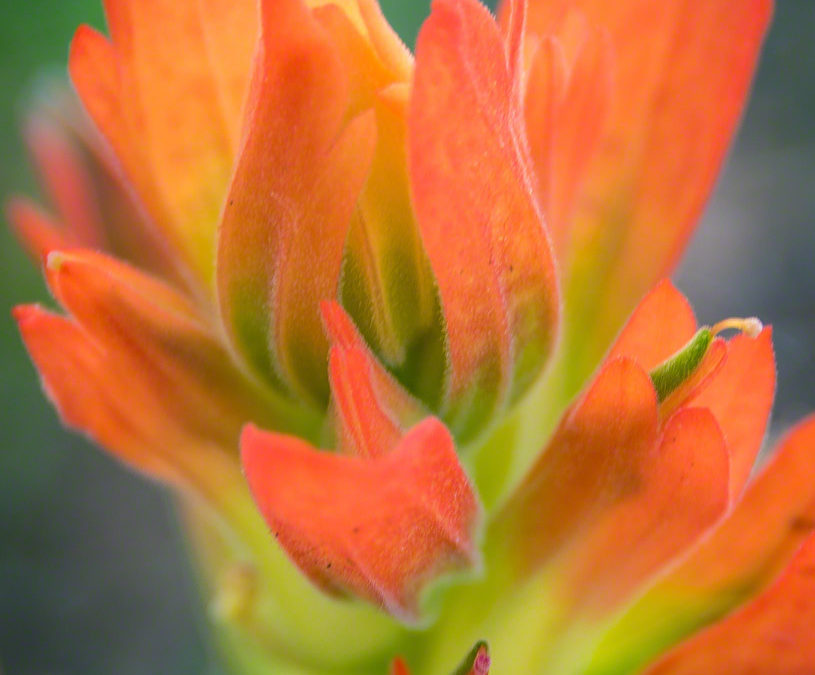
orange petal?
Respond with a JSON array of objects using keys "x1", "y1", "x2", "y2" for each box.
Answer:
[
  {"x1": 390, "y1": 657, "x2": 412, "y2": 675},
  {"x1": 691, "y1": 327, "x2": 776, "y2": 500},
  {"x1": 561, "y1": 406, "x2": 728, "y2": 613},
  {"x1": 313, "y1": 3, "x2": 400, "y2": 118},
  {"x1": 24, "y1": 112, "x2": 104, "y2": 249},
  {"x1": 524, "y1": 23, "x2": 612, "y2": 259},
  {"x1": 323, "y1": 301, "x2": 425, "y2": 457},
  {"x1": 644, "y1": 534, "x2": 815, "y2": 675},
  {"x1": 670, "y1": 413, "x2": 815, "y2": 603},
  {"x1": 521, "y1": 0, "x2": 773, "y2": 385},
  {"x1": 18, "y1": 94, "x2": 180, "y2": 282},
  {"x1": 607, "y1": 280, "x2": 698, "y2": 371},
  {"x1": 355, "y1": 0, "x2": 413, "y2": 81},
  {"x1": 16, "y1": 249, "x2": 306, "y2": 489},
  {"x1": 329, "y1": 347, "x2": 403, "y2": 458},
  {"x1": 588, "y1": 415, "x2": 815, "y2": 674},
  {"x1": 70, "y1": 0, "x2": 245, "y2": 284},
  {"x1": 498, "y1": 357, "x2": 659, "y2": 576},
  {"x1": 217, "y1": 0, "x2": 375, "y2": 401},
  {"x1": 6, "y1": 198, "x2": 71, "y2": 262},
  {"x1": 241, "y1": 416, "x2": 479, "y2": 621},
  {"x1": 196, "y1": 0, "x2": 258, "y2": 148},
  {"x1": 409, "y1": 0, "x2": 559, "y2": 434},
  {"x1": 14, "y1": 303, "x2": 240, "y2": 499},
  {"x1": 523, "y1": 36, "x2": 566, "y2": 247}
]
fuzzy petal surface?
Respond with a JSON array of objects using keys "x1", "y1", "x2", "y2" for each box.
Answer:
[{"x1": 409, "y1": 0, "x2": 559, "y2": 435}]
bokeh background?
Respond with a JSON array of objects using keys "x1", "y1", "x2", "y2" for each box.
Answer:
[{"x1": 1, "y1": 2, "x2": 813, "y2": 673}]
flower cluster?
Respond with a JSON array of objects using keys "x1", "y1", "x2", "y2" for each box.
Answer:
[{"x1": 11, "y1": 0, "x2": 815, "y2": 673}]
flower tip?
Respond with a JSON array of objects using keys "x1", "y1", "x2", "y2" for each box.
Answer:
[
  {"x1": 45, "y1": 249, "x2": 68, "y2": 272},
  {"x1": 454, "y1": 641, "x2": 490, "y2": 675},
  {"x1": 473, "y1": 647, "x2": 490, "y2": 675},
  {"x1": 11, "y1": 303, "x2": 37, "y2": 325},
  {"x1": 741, "y1": 317, "x2": 764, "y2": 339},
  {"x1": 239, "y1": 423, "x2": 262, "y2": 461},
  {"x1": 711, "y1": 316, "x2": 764, "y2": 339},
  {"x1": 389, "y1": 657, "x2": 412, "y2": 675},
  {"x1": 319, "y1": 300, "x2": 357, "y2": 350}
]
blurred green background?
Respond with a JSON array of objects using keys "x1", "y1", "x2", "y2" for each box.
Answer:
[{"x1": 0, "y1": 2, "x2": 813, "y2": 674}]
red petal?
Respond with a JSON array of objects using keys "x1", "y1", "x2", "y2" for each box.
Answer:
[
  {"x1": 14, "y1": 304, "x2": 239, "y2": 495},
  {"x1": 24, "y1": 112, "x2": 104, "y2": 248},
  {"x1": 409, "y1": 0, "x2": 559, "y2": 432},
  {"x1": 329, "y1": 346, "x2": 402, "y2": 458},
  {"x1": 562, "y1": 406, "x2": 728, "y2": 613},
  {"x1": 659, "y1": 414, "x2": 815, "y2": 616},
  {"x1": 217, "y1": 0, "x2": 375, "y2": 400},
  {"x1": 15, "y1": 250, "x2": 304, "y2": 489},
  {"x1": 607, "y1": 280, "x2": 698, "y2": 371},
  {"x1": 6, "y1": 198, "x2": 71, "y2": 262},
  {"x1": 322, "y1": 300, "x2": 424, "y2": 438},
  {"x1": 521, "y1": 0, "x2": 773, "y2": 381},
  {"x1": 241, "y1": 417, "x2": 479, "y2": 621},
  {"x1": 590, "y1": 415, "x2": 815, "y2": 674},
  {"x1": 691, "y1": 327, "x2": 776, "y2": 500},
  {"x1": 499, "y1": 357, "x2": 659, "y2": 576},
  {"x1": 524, "y1": 22, "x2": 612, "y2": 259},
  {"x1": 644, "y1": 534, "x2": 815, "y2": 674},
  {"x1": 390, "y1": 657, "x2": 412, "y2": 675}
]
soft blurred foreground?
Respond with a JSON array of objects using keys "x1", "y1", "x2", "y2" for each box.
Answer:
[{"x1": 0, "y1": 1, "x2": 813, "y2": 674}]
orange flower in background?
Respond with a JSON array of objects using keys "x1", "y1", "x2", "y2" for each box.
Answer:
[{"x1": 9, "y1": 0, "x2": 814, "y2": 673}]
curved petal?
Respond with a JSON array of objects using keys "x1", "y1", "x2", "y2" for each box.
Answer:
[
  {"x1": 524, "y1": 22, "x2": 613, "y2": 260},
  {"x1": 15, "y1": 249, "x2": 310, "y2": 490},
  {"x1": 242, "y1": 301, "x2": 478, "y2": 620},
  {"x1": 691, "y1": 327, "x2": 776, "y2": 500},
  {"x1": 24, "y1": 110, "x2": 104, "y2": 248},
  {"x1": 517, "y1": 0, "x2": 773, "y2": 395},
  {"x1": 14, "y1": 93, "x2": 181, "y2": 281},
  {"x1": 217, "y1": 0, "x2": 376, "y2": 402},
  {"x1": 241, "y1": 417, "x2": 479, "y2": 622},
  {"x1": 409, "y1": 0, "x2": 559, "y2": 436},
  {"x1": 7, "y1": 198, "x2": 70, "y2": 261},
  {"x1": 560, "y1": 406, "x2": 728, "y2": 614},
  {"x1": 606, "y1": 280, "x2": 697, "y2": 371},
  {"x1": 587, "y1": 415, "x2": 815, "y2": 675},
  {"x1": 322, "y1": 301, "x2": 425, "y2": 456},
  {"x1": 15, "y1": 303, "x2": 239, "y2": 494},
  {"x1": 644, "y1": 534, "x2": 815, "y2": 675},
  {"x1": 497, "y1": 357, "x2": 659, "y2": 577},
  {"x1": 69, "y1": 0, "x2": 250, "y2": 284}
]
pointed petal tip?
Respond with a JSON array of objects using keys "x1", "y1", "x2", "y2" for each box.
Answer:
[
  {"x1": 12, "y1": 303, "x2": 40, "y2": 326},
  {"x1": 240, "y1": 417, "x2": 479, "y2": 620},
  {"x1": 455, "y1": 640, "x2": 490, "y2": 675},
  {"x1": 390, "y1": 657, "x2": 411, "y2": 675},
  {"x1": 320, "y1": 299, "x2": 358, "y2": 350},
  {"x1": 6, "y1": 197, "x2": 70, "y2": 261}
]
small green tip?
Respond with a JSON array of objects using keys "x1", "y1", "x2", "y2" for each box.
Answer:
[
  {"x1": 453, "y1": 640, "x2": 490, "y2": 675},
  {"x1": 649, "y1": 328, "x2": 713, "y2": 403}
]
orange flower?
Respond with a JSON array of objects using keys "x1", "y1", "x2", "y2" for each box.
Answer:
[{"x1": 10, "y1": 0, "x2": 811, "y2": 673}]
